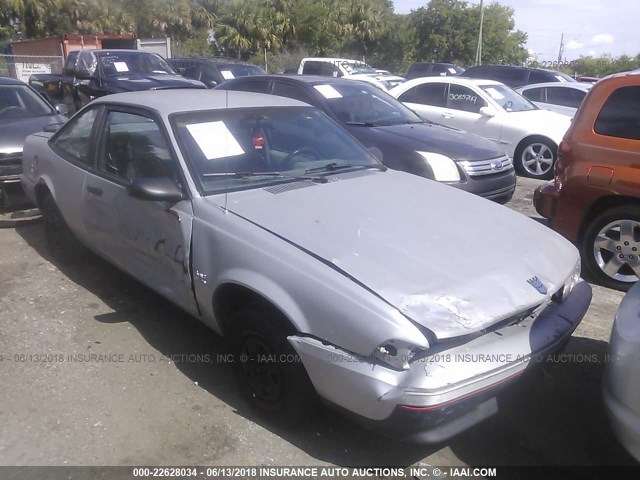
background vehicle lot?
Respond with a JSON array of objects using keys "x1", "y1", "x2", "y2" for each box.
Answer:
[{"x1": 0, "y1": 177, "x2": 637, "y2": 468}]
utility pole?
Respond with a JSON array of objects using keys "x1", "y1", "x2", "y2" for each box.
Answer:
[
  {"x1": 475, "y1": 0, "x2": 484, "y2": 66},
  {"x1": 557, "y1": 33, "x2": 564, "y2": 65}
]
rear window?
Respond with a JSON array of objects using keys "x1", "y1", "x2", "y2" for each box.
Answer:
[{"x1": 594, "y1": 86, "x2": 640, "y2": 140}]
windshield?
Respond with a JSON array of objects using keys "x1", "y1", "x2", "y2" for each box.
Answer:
[
  {"x1": 171, "y1": 107, "x2": 383, "y2": 195},
  {"x1": 222, "y1": 64, "x2": 265, "y2": 79},
  {"x1": 379, "y1": 78, "x2": 406, "y2": 90},
  {"x1": 344, "y1": 61, "x2": 376, "y2": 75},
  {"x1": 480, "y1": 84, "x2": 537, "y2": 112},
  {"x1": 98, "y1": 52, "x2": 176, "y2": 76},
  {"x1": 0, "y1": 84, "x2": 54, "y2": 120},
  {"x1": 317, "y1": 82, "x2": 423, "y2": 126}
]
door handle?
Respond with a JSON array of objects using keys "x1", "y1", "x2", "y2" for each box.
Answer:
[{"x1": 86, "y1": 186, "x2": 103, "y2": 197}]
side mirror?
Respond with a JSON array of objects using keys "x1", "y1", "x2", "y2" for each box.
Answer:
[
  {"x1": 479, "y1": 106, "x2": 496, "y2": 117},
  {"x1": 55, "y1": 104, "x2": 69, "y2": 116},
  {"x1": 127, "y1": 177, "x2": 183, "y2": 203},
  {"x1": 206, "y1": 80, "x2": 218, "y2": 88}
]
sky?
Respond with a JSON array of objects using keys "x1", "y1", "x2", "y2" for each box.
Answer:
[{"x1": 392, "y1": 0, "x2": 640, "y2": 61}]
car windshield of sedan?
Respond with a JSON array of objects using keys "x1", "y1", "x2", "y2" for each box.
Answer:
[
  {"x1": 98, "y1": 52, "x2": 176, "y2": 76},
  {"x1": 480, "y1": 84, "x2": 537, "y2": 112},
  {"x1": 172, "y1": 107, "x2": 383, "y2": 194},
  {"x1": 319, "y1": 82, "x2": 423, "y2": 126},
  {"x1": 344, "y1": 61, "x2": 377, "y2": 74},
  {"x1": 0, "y1": 84, "x2": 54, "y2": 120}
]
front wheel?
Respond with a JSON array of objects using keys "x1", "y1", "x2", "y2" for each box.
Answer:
[
  {"x1": 582, "y1": 206, "x2": 640, "y2": 291},
  {"x1": 227, "y1": 306, "x2": 317, "y2": 427},
  {"x1": 514, "y1": 138, "x2": 556, "y2": 179}
]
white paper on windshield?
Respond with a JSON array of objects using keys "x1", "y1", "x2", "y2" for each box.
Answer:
[
  {"x1": 221, "y1": 70, "x2": 235, "y2": 80},
  {"x1": 186, "y1": 121, "x2": 245, "y2": 160},
  {"x1": 448, "y1": 67, "x2": 457, "y2": 74},
  {"x1": 484, "y1": 87, "x2": 505, "y2": 100},
  {"x1": 114, "y1": 62, "x2": 129, "y2": 72},
  {"x1": 314, "y1": 84, "x2": 343, "y2": 99}
]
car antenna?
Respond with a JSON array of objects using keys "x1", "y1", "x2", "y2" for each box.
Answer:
[{"x1": 224, "y1": 88, "x2": 229, "y2": 214}]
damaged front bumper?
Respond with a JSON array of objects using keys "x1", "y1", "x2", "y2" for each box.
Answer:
[{"x1": 289, "y1": 281, "x2": 592, "y2": 443}]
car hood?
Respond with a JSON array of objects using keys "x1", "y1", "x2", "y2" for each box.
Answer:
[
  {"x1": 106, "y1": 74, "x2": 206, "y2": 91},
  {"x1": 348, "y1": 122, "x2": 506, "y2": 162},
  {"x1": 0, "y1": 114, "x2": 66, "y2": 153},
  {"x1": 506, "y1": 109, "x2": 571, "y2": 143},
  {"x1": 216, "y1": 169, "x2": 579, "y2": 340}
]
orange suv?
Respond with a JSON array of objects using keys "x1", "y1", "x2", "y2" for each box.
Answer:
[{"x1": 534, "y1": 70, "x2": 640, "y2": 290}]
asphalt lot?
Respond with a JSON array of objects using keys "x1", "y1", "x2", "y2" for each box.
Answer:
[{"x1": 0, "y1": 176, "x2": 637, "y2": 469}]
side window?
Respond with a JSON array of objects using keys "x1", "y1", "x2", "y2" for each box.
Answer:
[
  {"x1": 321, "y1": 62, "x2": 341, "y2": 77},
  {"x1": 272, "y1": 82, "x2": 315, "y2": 105},
  {"x1": 594, "y1": 86, "x2": 640, "y2": 140},
  {"x1": 398, "y1": 83, "x2": 447, "y2": 107},
  {"x1": 447, "y1": 84, "x2": 485, "y2": 113},
  {"x1": 522, "y1": 87, "x2": 545, "y2": 102},
  {"x1": 98, "y1": 111, "x2": 177, "y2": 181},
  {"x1": 229, "y1": 80, "x2": 269, "y2": 94},
  {"x1": 528, "y1": 70, "x2": 550, "y2": 84},
  {"x1": 494, "y1": 68, "x2": 526, "y2": 86},
  {"x1": 63, "y1": 51, "x2": 79, "y2": 77},
  {"x1": 199, "y1": 65, "x2": 221, "y2": 85},
  {"x1": 52, "y1": 107, "x2": 99, "y2": 164},
  {"x1": 179, "y1": 62, "x2": 201, "y2": 81},
  {"x1": 546, "y1": 87, "x2": 584, "y2": 108},
  {"x1": 302, "y1": 61, "x2": 323, "y2": 75}
]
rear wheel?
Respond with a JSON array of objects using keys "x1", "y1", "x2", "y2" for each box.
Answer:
[
  {"x1": 514, "y1": 137, "x2": 556, "y2": 179},
  {"x1": 41, "y1": 194, "x2": 86, "y2": 264},
  {"x1": 582, "y1": 206, "x2": 640, "y2": 291},
  {"x1": 227, "y1": 305, "x2": 316, "y2": 427}
]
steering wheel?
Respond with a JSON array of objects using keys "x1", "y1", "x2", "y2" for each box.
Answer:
[
  {"x1": 0, "y1": 106, "x2": 24, "y2": 118},
  {"x1": 281, "y1": 147, "x2": 321, "y2": 167}
]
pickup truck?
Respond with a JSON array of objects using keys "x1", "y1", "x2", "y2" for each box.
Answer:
[{"x1": 29, "y1": 49, "x2": 206, "y2": 115}]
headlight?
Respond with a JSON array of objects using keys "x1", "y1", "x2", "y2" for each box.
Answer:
[
  {"x1": 370, "y1": 339, "x2": 426, "y2": 370},
  {"x1": 554, "y1": 260, "x2": 581, "y2": 302},
  {"x1": 417, "y1": 151, "x2": 461, "y2": 182}
]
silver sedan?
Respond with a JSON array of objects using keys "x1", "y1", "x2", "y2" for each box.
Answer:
[{"x1": 20, "y1": 90, "x2": 592, "y2": 442}]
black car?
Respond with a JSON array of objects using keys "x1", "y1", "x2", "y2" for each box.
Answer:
[
  {"x1": 406, "y1": 62, "x2": 465, "y2": 80},
  {"x1": 1, "y1": 76, "x2": 67, "y2": 208},
  {"x1": 462, "y1": 64, "x2": 576, "y2": 88},
  {"x1": 216, "y1": 75, "x2": 516, "y2": 202},
  {"x1": 168, "y1": 57, "x2": 265, "y2": 88},
  {"x1": 29, "y1": 50, "x2": 206, "y2": 115}
]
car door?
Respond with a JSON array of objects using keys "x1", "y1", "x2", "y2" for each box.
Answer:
[
  {"x1": 46, "y1": 106, "x2": 101, "y2": 243},
  {"x1": 440, "y1": 83, "x2": 502, "y2": 142},
  {"x1": 82, "y1": 107, "x2": 198, "y2": 314},
  {"x1": 396, "y1": 82, "x2": 447, "y2": 123}
]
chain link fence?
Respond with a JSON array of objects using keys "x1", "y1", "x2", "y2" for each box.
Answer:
[{"x1": 0, "y1": 54, "x2": 64, "y2": 83}]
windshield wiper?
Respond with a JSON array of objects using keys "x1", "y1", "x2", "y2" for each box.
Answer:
[
  {"x1": 345, "y1": 121, "x2": 380, "y2": 127},
  {"x1": 304, "y1": 163, "x2": 385, "y2": 174},
  {"x1": 202, "y1": 172, "x2": 328, "y2": 183}
]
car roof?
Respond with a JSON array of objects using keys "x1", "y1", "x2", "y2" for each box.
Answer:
[
  {"x1": 516, "y1": 82, "x2": 591, "y2": 91},
  {"x1": 169, "y1": 57, "x2": 258, "y2": 66},
  {"x1": 402, "y1": 76, "x2": 503, "y2": 87},
  {"x1": 0, "y1": 76, "x2": 27, "y2": 86},
  {"x1": 224, "y1": 74, "x2": 372, "y2": 87},
  {"x1": 301, "y1": 57, "x2": 361, "y2": 63},
  {"x1": 92, "y1": 90, "x2": 310, "y2": 113}
]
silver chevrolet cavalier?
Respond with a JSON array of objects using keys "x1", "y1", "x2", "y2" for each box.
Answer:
[{"x1": 20, "y1": 90, "x2": 592, "y2": 442}]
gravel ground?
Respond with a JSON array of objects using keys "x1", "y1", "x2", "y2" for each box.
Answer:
[{"x1": 0, "y1": 177, "x2": 636, "y2": 468}]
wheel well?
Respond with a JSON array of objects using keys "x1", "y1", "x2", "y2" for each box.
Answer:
[
  {"x1": 577, "y1": 195, "x2": 640, "y2": 241},
  {"x1": 34, "y1": 182, "x2": 51, "y2": 208},
  {"x1": 212, "y1": 284, "x2": 298, "y2": 337},
  {"x1": 514, "y1": 135, "x2": 557, "y2": 158}
]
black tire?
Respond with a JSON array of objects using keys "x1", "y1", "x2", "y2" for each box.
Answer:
[
  {"x1": 41, "y1": 194, "x2": 86, "y2": 264},
  {"x1": 581, "y1": 206, "x2": 640, "y2": 291},
  {"x1": 514, "y1": 137, "x2": 557, "y2": 180},
  {"x1": 227, "y1": 305, "x2": 317, "y2": 428}
]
